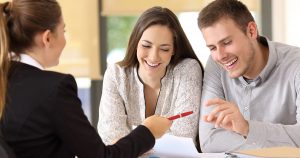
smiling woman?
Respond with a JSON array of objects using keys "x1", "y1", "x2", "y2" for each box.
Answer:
[
  {"x1": 98, "y1": 6, "x2": 204, "y2": 147},
  {"x1": 137, "y1": 25, "x2": 174, "y2": 86}
]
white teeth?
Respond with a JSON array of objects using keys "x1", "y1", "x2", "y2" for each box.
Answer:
[
  {"x1": 224, "y1": 58, "x2": 237, "y2": 67},
  {"x1": 146, "y1": 61, "x2": 159, "y2": 67}
]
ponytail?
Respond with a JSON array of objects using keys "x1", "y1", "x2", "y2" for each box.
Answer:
[
  {"x1": 0, "y1": 2, "x2": 11, "y2": 119},
  {"x1": 0, "y1": 0, "x2": 61, "y2": 119}
]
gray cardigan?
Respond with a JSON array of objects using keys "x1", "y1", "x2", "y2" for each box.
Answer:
[{"x1": 98, "y1": 58, "x2": 202, "y2": 144}]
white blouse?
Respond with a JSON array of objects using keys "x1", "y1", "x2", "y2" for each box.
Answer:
[
  {"x1": 19, "y1": 54, "x2": 44, "y2": 70},
  {"x1": 98, "y1": 58, "x2": 203, "y2": 145}
]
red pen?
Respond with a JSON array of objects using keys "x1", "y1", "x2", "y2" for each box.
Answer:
[{"x1": 168, "y1": 111, "x2": 193, "y2": 120}]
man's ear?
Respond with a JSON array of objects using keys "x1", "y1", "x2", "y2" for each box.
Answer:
[
  {"x1": 41, "y1": 29, "x2": 52, "y2": 48},
  {"x1": 247, "y1": 21, "x2": 258, "y2": 39}
]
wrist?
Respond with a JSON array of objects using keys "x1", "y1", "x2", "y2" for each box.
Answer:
[{"x1": 241, "y1": 120, "x2": 249, "y2": 137}]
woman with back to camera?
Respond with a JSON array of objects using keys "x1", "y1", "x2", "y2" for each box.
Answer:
[
  {"x1": 98, "y1": 6, "x2": 204, "y2": 147},
  {"x1": 0, "y1": 0, "x2": 172, "y2": 158}
]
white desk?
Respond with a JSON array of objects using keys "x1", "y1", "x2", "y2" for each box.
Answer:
[
  {"x1": 140, "y1": 152, "x2": 225, "y2": 158},
  {"x1": 139, "y1": 134, "x2": 226, "y2": 158}
]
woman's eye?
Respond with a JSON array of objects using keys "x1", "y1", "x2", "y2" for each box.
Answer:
[{"x1": 142, "y1": 45, "x2": 151, "y2": 48}]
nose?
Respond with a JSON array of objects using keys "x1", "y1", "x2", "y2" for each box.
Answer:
[
  {"x1": 148, "y1": 48, "x2": 160, "y2": 61},
  {"x1": 214, "y1": 46, "x2": 227, "y2": 61}
]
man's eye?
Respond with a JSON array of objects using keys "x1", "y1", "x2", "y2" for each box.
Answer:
[
  {"x1": 224, "y1": 41, "x2": 232, "y2": 45},
  {"x1": 209, "y1": 47, "x2": 216, "y2": 51}
]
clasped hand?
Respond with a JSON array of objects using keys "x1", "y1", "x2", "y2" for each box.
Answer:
[{"x1": 203, "y1": 98, "x2": 249, "y2": 137}]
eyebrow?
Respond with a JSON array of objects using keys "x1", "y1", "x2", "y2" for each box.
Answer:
[
  {"x1": 160, "y1": 44, "x2": 172, "y2": 47},
  {"x1": 141, "y1": 40, "x2": 152, "y2": 44},
  {"x1": 141, "y1": 40, "x2": 172, "y2": 47}
]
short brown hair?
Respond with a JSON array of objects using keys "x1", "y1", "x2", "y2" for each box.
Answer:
[{"x1": 198, "y1": 0, "x2": 254, "y2": 34}]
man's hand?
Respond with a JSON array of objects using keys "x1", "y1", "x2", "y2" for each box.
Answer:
[{"x1": 203, "y1": 98, "x2": 249, "y2": 137}]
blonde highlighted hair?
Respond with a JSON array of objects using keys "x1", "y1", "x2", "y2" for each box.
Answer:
[{"x1": 0, "y1": 2, "x2": 11, "y2": 118}]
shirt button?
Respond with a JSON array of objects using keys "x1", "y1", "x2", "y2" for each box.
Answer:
[{"x1": 244, "y1": 106, "x2": 249, "y2": 111}]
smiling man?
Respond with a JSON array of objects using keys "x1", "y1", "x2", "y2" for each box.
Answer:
[{"x1": 198, "y1": 0, "x2": 300, "y2": 153}]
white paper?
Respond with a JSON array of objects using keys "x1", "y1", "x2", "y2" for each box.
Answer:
[
  {"x1": 143, "y1": 134, "x2": 200, "y2": 158},
  {"x1": 140, "y1": 134, "x2": 227, "y2": 158}
]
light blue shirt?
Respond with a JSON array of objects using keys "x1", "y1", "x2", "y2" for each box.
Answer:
[{"x1": 199, "y1": 37, "x2": 300, "y2": 152}]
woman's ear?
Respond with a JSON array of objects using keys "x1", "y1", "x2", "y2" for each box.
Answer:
[{"x1": 41, "y1": 29, "x2": 52, "y2": 48}]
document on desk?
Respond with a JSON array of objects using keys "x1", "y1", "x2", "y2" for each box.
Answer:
[
  {"x1": 234, "y1": 146, "x2": 300, "y2": 158},
  {"x1": 140, "y1": 134, "x2": 225, "y2": 158},
  {"x1": 146, "y1": 134, "x2": 200, "y2": 158}
]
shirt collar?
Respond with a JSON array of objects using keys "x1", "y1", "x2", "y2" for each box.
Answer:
[
  {"x1": 257, "y1": 36, "x2": 277, "y2": 82},
  {"x1": 238, "y1": 36, "x2": 277, "y2": 86},
  {"x1": 134, "y1": 64, "x2": 170, "y2": 86},
  {"x1": 19, "y1": 54, "x2": 44, "y2": 70}
]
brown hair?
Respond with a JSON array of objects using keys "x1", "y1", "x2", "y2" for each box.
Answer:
[
  {"x1": 198, "y1": 0, "x2": 254, "y2": 34},
  {"x1": 0, "y1": 0, "x2": 61, "y2": 118},
  {"x1": 118, "y1": 6, "x2": 203, "y2": 71}
]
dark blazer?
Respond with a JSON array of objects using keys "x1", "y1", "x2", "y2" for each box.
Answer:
[
  {"x1": 0, "y1": 132, "x2": 16, "y2": 158},
  {"x1": 0, "y1": 61, "x2": 154, "y2": 158}
]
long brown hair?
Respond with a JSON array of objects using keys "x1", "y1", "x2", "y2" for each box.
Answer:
[
  {"x1": 118, "y1": 6, "x2": 203, "y2": 71},
  {"x1": 0, "y1": 0, "x2": 61, "y2": 119},
  {"x1": 0, "y1": 2, "x2": 10, "y2": 118}
]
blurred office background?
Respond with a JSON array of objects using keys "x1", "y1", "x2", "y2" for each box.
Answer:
[{"x1": 1, "y1": 0, "x2": 299, "y2": 128}]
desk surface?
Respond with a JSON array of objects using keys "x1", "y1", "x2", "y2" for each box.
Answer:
[{"x1": 140, "y1": 153, "x2": 225, "y2": 158}]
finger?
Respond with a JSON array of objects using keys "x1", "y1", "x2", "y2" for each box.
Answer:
[
  {"x1": 205, "y1": 98, "x2": 226, "y2": 107},
  {"x1": 221, "y1": 114, "x2": 233, "y2": 128},
  {"x1": 202, "y1": 115, "x2": 208, "y2": 121},
  {"x1": 202, "y1": 115, "x2": 216, "y2": 123},
  {"x1": 207, "y1": 104, "x2": 230, "y2": 121},
  {"x1": 215, "y1": 108, "x2": 234, "y2": 128},
  {"x1": 221, "y1": 106, "x2": 243, "y2": 124}
]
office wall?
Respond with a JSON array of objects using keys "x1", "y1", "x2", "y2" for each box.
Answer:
[
  {"x1": 54, "y1": 0, "x2": 101, "y2": 79},
  {"x1": 102, "y1": 0, "x2": 259, "y2": 15},
  {"x1": 272, "y1": 0, "x2": 300, "y2": 47}
]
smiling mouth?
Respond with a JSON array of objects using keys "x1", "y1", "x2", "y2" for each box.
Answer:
[
  {"x1": 223, "y1": 57, "x2": 238, "y2": 69},
  {"x1": 145, "y1": 60, "x2": 160, "y2": 68}
]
